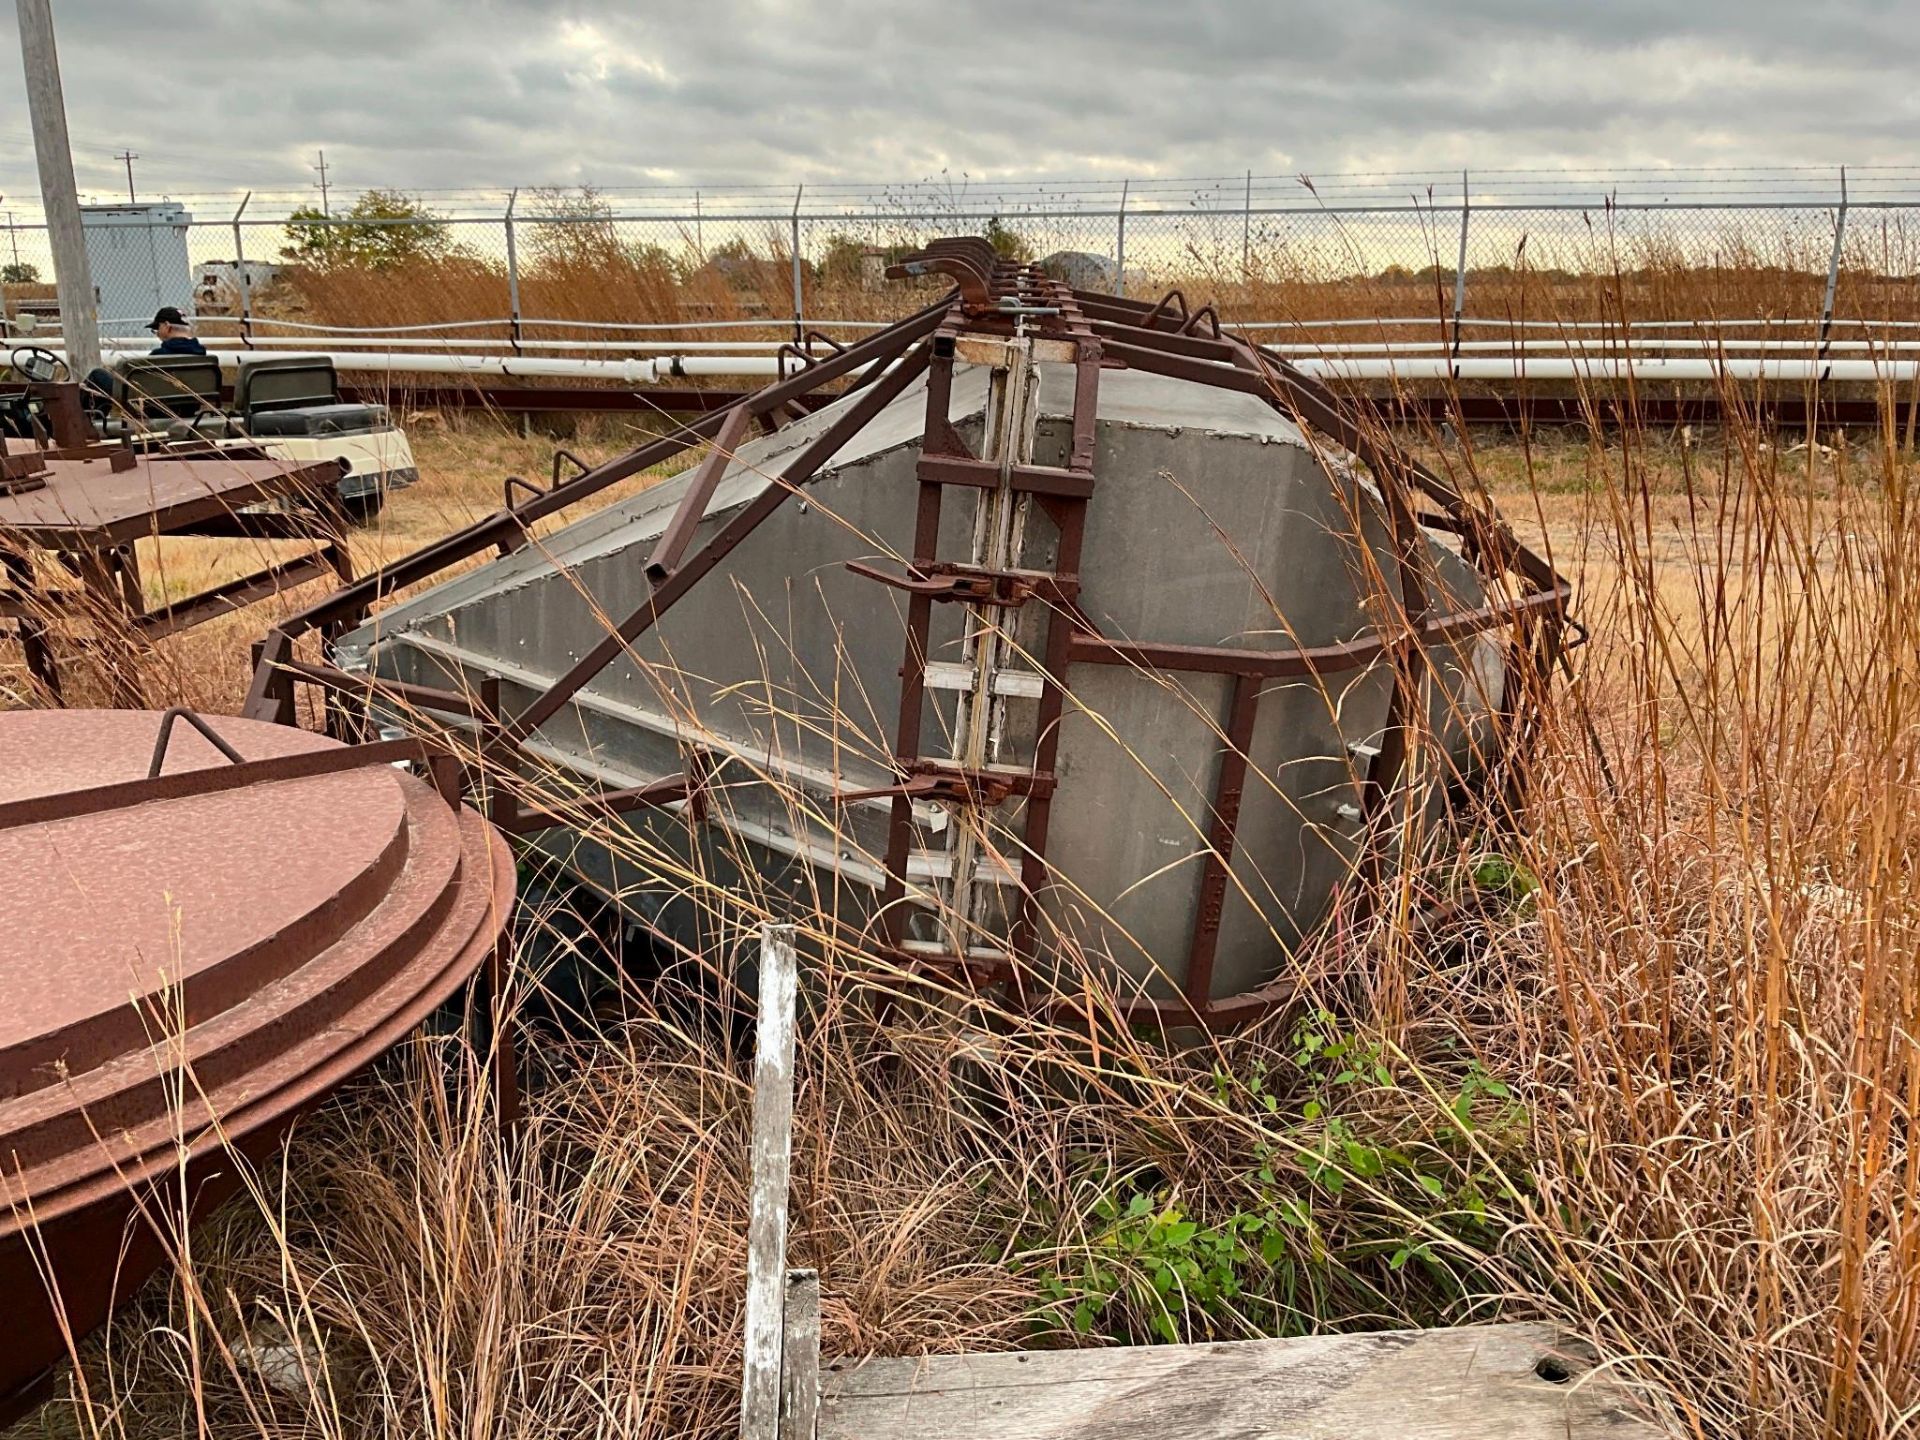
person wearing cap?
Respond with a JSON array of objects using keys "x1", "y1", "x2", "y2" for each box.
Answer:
[
  {"x1": 82, "y1": 306, "x2": 209, "y2": 416},
  {"x1": 144, "y1": 306, "x2": 207, "y2": 357}
]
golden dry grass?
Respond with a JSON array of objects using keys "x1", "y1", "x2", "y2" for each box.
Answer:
[{"x1": 248, "y1": 208, "x2": 1920, "y2": 346}]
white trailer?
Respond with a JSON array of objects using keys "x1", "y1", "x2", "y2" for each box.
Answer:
[{"x1": 80, "y1": 202, "x2": 193, "y2": 340}]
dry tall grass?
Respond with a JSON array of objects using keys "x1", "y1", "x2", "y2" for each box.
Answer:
[
  {"x1": 257, "y1": 209, "x2": 1920, "y2": 347},
  {"x1": 6, "y1": 280, "x2": 1920, "y2": 1440}
]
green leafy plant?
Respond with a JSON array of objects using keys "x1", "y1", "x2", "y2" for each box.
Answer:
[
  {"x1": 1020, "y1": 1016, "x2": 1527, "y2": 1345},
  {"x1": 1464, "y1": 851, "x2": 1541, "y2": 904}
]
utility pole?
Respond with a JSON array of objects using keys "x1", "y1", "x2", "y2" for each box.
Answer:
[
  {"x1": 116, "y1": 149, "x2": 137, "y2": 203},
  {"x1": 15, "y1": 0, "x2": 100, "y2": 373},
  {"x1": 313, "y1": 149, "x2": 331, "y2": 216}
]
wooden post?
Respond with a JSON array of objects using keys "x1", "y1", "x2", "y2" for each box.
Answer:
[
  {"x1": 781, "y1": 1268, "x2": 820, "y2": 1440},
  {"x1": 740, "y1": 923, "x2": 800, "y2": 1440},
  {"x1": 15, "y1": 0, "x2": 100, "y2": 375}
]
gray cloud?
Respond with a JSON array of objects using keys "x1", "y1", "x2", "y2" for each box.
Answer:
[{"x1": 0, "y1": 0, "x2": 1903, "y2": 208}]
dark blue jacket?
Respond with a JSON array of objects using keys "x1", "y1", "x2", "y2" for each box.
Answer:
[{"x1": 151, "y1": 335, "x2": 207, "y2": 356}]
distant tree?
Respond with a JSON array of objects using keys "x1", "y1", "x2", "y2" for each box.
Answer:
[
  {"x1": 1372, "y1": 262, "x2": 1449, "y2": 285},
  {"x1": 524, "y1": 187, "x2": 679, "y2": 275},
  {"x1": 816, "y1": 231, "x2": 869, "y2": 287},
  {"x1": 0, "y1": 261, "x2": 39, "y2": 284},
  {"x1": 696, "y1": 235, "x2": 794, "y2": 295},
  {"x1": 281, "y1": 189, "x2": 454, "y2": 269},
  {"x1": 817, "y1": 231, "x2": 916, "y2": 288}
]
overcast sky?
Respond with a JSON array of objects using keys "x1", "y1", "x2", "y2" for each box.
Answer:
[{"x1": 0, "y1": 0, "x2": 1907, "y2": 207}]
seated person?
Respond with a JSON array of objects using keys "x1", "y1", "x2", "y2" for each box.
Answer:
[{"x1": 83, "y1": 306, "x2": 209, "y2": 416}]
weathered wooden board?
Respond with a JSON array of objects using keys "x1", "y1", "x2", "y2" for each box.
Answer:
[
  {"x1": 783, "y1": 1268, "x2": 822, "y2": 1440},
  {"x1": 818, "y1": 1321, "x2": 1667, "y2": 1440},
  {"x1": 740, "y1": 924, "x2": 801, "y2": 1440}
]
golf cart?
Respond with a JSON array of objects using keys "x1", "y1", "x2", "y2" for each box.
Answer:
[
  {"x1": 16, "y1": 347, "x2": 418, "y2": 524},
  {"x1": 0, "y1": 346, "x2": 89, "y2": 447}
]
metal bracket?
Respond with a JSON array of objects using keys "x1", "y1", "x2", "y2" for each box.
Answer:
[
  {"x1": 844, "y1": 559, "x2": 1068, "y2": 607},
  {"x1": 837, "y1": 760, "x2": 1054, "y2": 808},
  {"x1": 147, "y1": 706, "x2": 246, "y2": 777},
  {"x1": 503, "y1": 474, "x2": 546, "y2": 510}
]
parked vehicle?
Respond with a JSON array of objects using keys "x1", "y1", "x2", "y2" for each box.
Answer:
[{"x1": 82, "y1": 351, "x2": 417, "y2": 523}]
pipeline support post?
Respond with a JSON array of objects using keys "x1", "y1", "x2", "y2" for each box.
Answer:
[
  {"x1": 504, "y1": 187, "x2": 522, "y2": 356},
  {"x1": 1114, "y1": 179, "x2": 1129, "y2": 298},
  {"x1": 232, "y1": 191, "x2": 253, "y2": 346},
  {"x1": 1450, "y1": 169, "x2": 1470, "y2": 373},
  {"x1": 1242, "y1": 169, "x2": 1253, "y2": 279},
  {"x1": 790, "y1": 184, "x2": 805, "y2": 345},
  {"x1": 1819, "y1": 165, "x2": 1849, "y2": 367}
]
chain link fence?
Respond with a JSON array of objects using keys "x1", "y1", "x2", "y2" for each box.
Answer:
[{"x1": 4, "y1": 169, "x2": 1917, "y2": 354}]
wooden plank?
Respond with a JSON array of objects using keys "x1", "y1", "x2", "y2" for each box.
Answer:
[
  {"x1": 782, "y1": 1268, "x2": 821, "y2": 1440},
  {"x1": 739, "y1": 923, "x2": 801, "y2": 1440},
  {"x1": 818, "y1": 1322, "x2": 1668, "y2": 1440}
]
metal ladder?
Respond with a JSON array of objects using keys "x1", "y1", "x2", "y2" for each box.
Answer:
[{"x1": 850, "y1": 274, "x2": 1103, "y2": 986}]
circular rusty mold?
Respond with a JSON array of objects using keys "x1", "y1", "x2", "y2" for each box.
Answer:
[{"x1": 0, "y1": 709, "x2": 515, "y2": 1418}]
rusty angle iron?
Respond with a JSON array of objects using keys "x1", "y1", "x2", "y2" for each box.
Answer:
[{"x1": 0, "y1": 707, "x2": 515, "y2": 1421}]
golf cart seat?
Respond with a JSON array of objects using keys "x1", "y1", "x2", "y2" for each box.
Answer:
[
  {"x1": 230, "y1": 354, "x2": 415, "y2": 524},
  {"x1": 235, "y1": 355, "x2": 389, "y2": 434},
  {"x1": 101, "y1": 353, "x2": 236, "y2": 441}
]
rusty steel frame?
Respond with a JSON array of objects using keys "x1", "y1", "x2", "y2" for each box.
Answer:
[
  {"x1": 0, "y1": 405, "x2": 355, "y2": 704},
  {"x1": 244, "y1": 240, "x2": 1570, "y2": 1031}
]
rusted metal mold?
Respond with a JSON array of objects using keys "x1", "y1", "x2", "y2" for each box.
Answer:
[
  {"x1": 246, "y1": 242, "x2": 1568, "y2": 1029},
  {"x1": 0, "y1": 707, "x2": 514, "y2": 1422},
  {"x1": 0, "y1": 437, "x2": 351, "y2": 704}
]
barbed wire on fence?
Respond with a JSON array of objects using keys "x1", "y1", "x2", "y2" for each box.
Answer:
[{"x1": 1, "y1": 165, "x2": 1914, "y2": 351}]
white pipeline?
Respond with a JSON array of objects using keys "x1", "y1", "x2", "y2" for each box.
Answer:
[
  {"x1": 1290, "y1": 356, "x2": 1920, "y2": 383},
  {"x1": 80, "y1": 346, "x2": 790, "y2": 383},
  {"x1": 51, "y1": 346, "x2": 1920, "y2": 386}
]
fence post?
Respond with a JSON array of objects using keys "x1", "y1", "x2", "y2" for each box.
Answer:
[
  {"x1": 231, "y1": 190, "x2": 252, "y2": 346},
  {"x1": 1449, "y1": 169, "x2": 1470, "y2": 373},
  {"x1": 1818, "y1": 165, "x2": 1848, "y2": 367},
  {"x1": 1242, "y1": 169, "x2": 1252, "y2": 279},
  {"x1": 1114, "y1": 179, "x2": 1129, "y2": 297},
  {"x1": 504, "y1": 187, "x2": 522, "y2": 355},
  {"x1": 790, "y1": 184, "x2": 804, "y2": 345}
]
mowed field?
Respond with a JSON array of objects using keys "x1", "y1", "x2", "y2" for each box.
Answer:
[{"x1": 5, "y1": 392, "x2": 1919, "y2": 1440}]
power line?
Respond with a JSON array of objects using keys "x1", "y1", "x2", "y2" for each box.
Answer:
[
  {"x1": 115, "y1": 149, "x2": 137, "y2": 203},
  {"x1": 313, "y1": 149, "x2": 331, "y2": 217}
]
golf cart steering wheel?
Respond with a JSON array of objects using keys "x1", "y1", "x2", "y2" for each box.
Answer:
[{"x1": 10, "y1": 345, "x2": 68, "y2": 384}]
